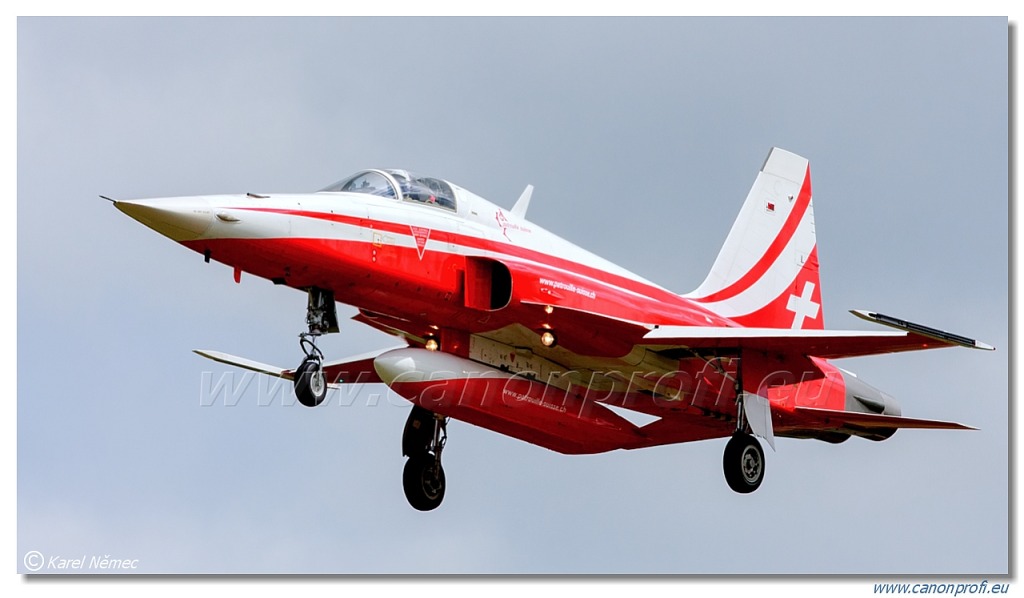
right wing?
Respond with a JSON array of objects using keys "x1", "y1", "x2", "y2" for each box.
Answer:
[
  {"x1": 194, "y1": 346, "x2": 402, "y2": 386},
  {"x1": 642, "y1": 310, "x2": 994, "y2": 359}
]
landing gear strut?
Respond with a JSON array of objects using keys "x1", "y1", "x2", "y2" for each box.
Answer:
[
  {"x1": 402, "y1": 406, "x2": 448, "y2": 511},
  {"x1": 293, "y1": 287, "x2": 338, "y2": 408},
  {"x1": 723, "y1": 391, "x2": 765, "y2": 493}
]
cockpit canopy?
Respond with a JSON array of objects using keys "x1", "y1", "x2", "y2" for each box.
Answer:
[{"x1": 319, "y1": 169, "x2": 457, "y2": 211}]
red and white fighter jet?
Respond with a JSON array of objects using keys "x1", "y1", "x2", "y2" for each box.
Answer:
[{"x1": 111, "y1": 148, "x2": 993, "y2": 510}]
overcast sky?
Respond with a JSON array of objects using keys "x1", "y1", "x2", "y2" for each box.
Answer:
[{"x1": 16, "y1": 17, "x2": 1007, "y2": 577}]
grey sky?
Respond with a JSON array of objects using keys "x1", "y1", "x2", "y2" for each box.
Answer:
[{"x1": 17, "y1": 17, "x2": 1007, "y2": 575}]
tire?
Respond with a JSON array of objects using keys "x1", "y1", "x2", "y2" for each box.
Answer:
[
  {"x1": 723, "y1": 433, "x2": 765, "y2": 494},
  {"x1": 293, "y1": 358, "x2": 327, "y2": 407},
  {"x1": 403, "y1": 453, "x2": 446, "y2": 511}
]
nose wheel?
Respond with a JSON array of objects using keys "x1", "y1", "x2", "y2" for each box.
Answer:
[
  {"x1": 293, "y1": 343, "x2": 326, "y2": 407},
  {"x1": 401, "y1": 406, "x2": 448, "y2": 511}
]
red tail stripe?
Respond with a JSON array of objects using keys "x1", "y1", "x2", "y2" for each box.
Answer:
[{"x1": 693, "y1": 165, "x2": 813, "y2": 304}]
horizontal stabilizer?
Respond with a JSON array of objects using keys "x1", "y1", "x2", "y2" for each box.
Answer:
[{"x1": 792, "y1": 406, "x2": 976, "y2": 431}]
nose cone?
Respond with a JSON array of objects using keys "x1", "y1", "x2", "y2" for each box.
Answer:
[{"x1": 115, "y1": 197, "x2": 214, "y2": 241}]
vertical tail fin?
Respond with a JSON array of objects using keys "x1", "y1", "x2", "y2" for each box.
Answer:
[{"x1": 685, "y1": 148, "x2": 824, "y2": 329}]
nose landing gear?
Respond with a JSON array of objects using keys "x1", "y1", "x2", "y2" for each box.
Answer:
[{"x1": 293, "y1": 287, "x2": 338, "y2": 408}]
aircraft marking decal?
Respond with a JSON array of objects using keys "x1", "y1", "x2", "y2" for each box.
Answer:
[
  {"x1": 496, "y1": 209, "x2": 512, "y2": 241},
  {"x1": 410, "y1": 226, "x2": 431, "y2": 260},
  {"x1": 495, "y1": 209, "x2": 532, "y2": 241},
  {"x1": 786, "y1": 281, "x2": 820, "y2": 329}
]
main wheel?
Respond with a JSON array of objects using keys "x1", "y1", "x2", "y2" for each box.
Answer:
[
  {"x1": 293, "y1": 358, "x2": 327, "y2": 407},
  {"x1": 723, "y1": 433, "x2": 765, "y2": 494},
  {"x1": 403, "y1": 453, "x2": 446, "y2": 511}
]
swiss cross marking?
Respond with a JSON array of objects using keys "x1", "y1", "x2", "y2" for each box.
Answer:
[{"x1": 786, "y1": 281, "x2": 820, "y2": 329}]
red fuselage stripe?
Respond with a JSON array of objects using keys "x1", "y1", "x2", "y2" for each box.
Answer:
[{"x1": 230, "y1": 206, "x2": 730, "y2": 322}]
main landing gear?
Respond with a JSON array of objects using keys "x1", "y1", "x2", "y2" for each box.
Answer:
[
  {"x1": 293, "y1": 287, "x2": 338, "y2": 408},
  {"x1": 723, "y1": 393, "x2": 766, "y2": 494},
  {"x1": 402, "y1": 405, "x2": 448, "y2": 511}
]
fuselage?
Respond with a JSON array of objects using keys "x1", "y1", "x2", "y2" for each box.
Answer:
[{"x1": 119, "y1": 173, "x2": 739, "y2": 348}]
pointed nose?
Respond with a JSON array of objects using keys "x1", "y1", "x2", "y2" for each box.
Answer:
[{"x1": 115, "y1": 197, "x2": 214, "y2": 241}]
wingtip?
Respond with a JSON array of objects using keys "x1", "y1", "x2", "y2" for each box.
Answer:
[{"x1": 851, "y1": 309, "x2": 995, "y2": 351}]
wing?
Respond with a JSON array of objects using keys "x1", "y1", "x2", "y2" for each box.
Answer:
[
  {"x1": 500, "y1": 303, "x2": 989, "y2": 449},
  {"x1": 194, "y1": 347, "x2": 399, "y2": 387},
  {"x1": 641, "y1": 310, "x2": 994, "y2": 358}
]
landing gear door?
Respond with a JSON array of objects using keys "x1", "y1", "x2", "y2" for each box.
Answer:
[{"x1": 743, "y1": 393, "x2": 776, "y2": 450}]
